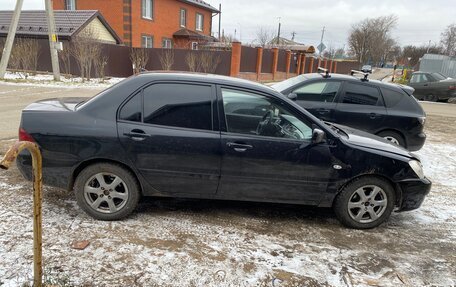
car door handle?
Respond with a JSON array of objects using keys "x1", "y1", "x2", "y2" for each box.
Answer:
[
  {"x1": 369, "y1": 113, "x2": 381, "y2": 119},
  {"x1": 316, "y1": 108, "x2": 330, "y2": 114},
  {"x1": 124, "y1": 129, "x2": 150, "y2": 141},
  {"x1": 226, "y1": 142, "x2": 253, "y2": 152}
]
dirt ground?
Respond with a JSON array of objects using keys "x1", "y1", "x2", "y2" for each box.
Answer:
[{"x1": 0, "y1": 84, "x2": 455, "y2": 286}]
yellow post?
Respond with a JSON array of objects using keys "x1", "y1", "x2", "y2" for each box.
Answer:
[{"x1": 1, "y1": 141, "x2": 43, "y2": 287}]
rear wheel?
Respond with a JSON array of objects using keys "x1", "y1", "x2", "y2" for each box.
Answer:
[
  {"x1": 74, "y1": 163, "x2": 140, "y2": 220},
  {"x1": 333, "y1": 177, "x2": 395, "y2": 229},
  {"x1": 424, "y1": 94, "x2": 438, "y2": 102},
  {"x1": 377, "y1": 130, "x2": 405, "y2": 147}
]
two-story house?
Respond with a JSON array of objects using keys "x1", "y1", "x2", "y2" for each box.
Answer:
[{"x1": 53, "y1": 0, "x2": 219, "y2": 49}]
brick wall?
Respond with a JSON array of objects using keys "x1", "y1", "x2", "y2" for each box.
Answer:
[{"x1": 53, "y1": 0, "x2": 213, "y2": 47}]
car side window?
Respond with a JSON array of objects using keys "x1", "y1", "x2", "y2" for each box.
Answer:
[
  {"x1": 119, "y1": 92, "x2": 142, "y2": 122},
  {"x1": 292, "y1": 81, "x2": 341, "y2": 102},
  {"x1": 341, "y1": 82, "x2": 381, "y2": 106},
  {"x1": 381, "y1": 88, "x2": 405, "y2": 108},
  {"x1": 410, "y1": 74, "x2": 419, "y2": 84},
  {"x1": 222, "y1": 88, "x2": 312, "y2": 140},
  {"x1": 143, "y1": 83, "x2": 213, "y2": 130}
]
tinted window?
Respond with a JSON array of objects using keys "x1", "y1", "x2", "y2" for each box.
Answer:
[
  {"x1": 119, "y1": 92, "x2": 142, "y2": 122},
  {"x1": 222, "y1": 89, "x2": 312, "y2": 140},
  {"x1": 293, "y1": 81, "x2": 341, "y2": 102},
  {"x1": 342, "y1": 83, "x2": 380, "y2": 106},
  {"x1": 143, "y1": 83, "x2": 212, "y2": 130},
  {"x1": 381, "y1": 88, "x2": 405, "y2": 108}
]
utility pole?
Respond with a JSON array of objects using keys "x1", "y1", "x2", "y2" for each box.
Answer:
[
  {"x1": 0, "y1": 0, "x2": 24, "y2": 79},
  {"x1": 291, "y1": 31, "x2": 296, "y2": 41},
  {"x1": 44, "y1": 0, "x2": 61, "y2": 81},
  {"x1": 319, "y1": 26, "x2": 325, "y2": 57},
  {"x1": 277, "y1": 17, "x2": 281, "y2": 45},
  {"x1": 218, "y1": 3, "x2": 221, "y2": 41}
]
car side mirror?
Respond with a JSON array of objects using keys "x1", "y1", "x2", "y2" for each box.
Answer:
[
  {"x1": 287, "y1": 93, "x2": 297, "y2": 101},
  {"x1": 312, "y1": 128, "x2": 326, "y2": 144}
]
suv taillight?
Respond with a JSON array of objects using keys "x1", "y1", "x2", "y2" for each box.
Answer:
[{"x1": 19, "y1": 128, "x2": 35, "y2": 142}]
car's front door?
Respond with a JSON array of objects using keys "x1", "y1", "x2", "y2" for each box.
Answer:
[
  {"x1": 334, "y1": 82, "x2": 387, "y2": 133},
  {"x1": 289, "y1": 80, "x2": 342, "y2": 122},
  {"x1": 218, "y1": 87, "x2": 334, "y2": 204},
  {"x1": 117, "y1": 82, "x2": 221, "y2": 196}
]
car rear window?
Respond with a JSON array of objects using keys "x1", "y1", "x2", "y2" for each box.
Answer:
[
  {"x1": 381, "y1": 87, "x2": 405, "y2": 108},
  {"x1": 342, "y1": 82, "x2": 380, "y2": 106},
  {"x1": 143, "y1": 83, "x2": 213, "y2": 131}
]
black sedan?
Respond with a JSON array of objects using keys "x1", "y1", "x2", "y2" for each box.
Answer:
[
  {"x1": 272, "y1": 73, "x2": 427, "y2": 151},
  {"x1": 409, "y1": 71, "x2": 456, "y2": 101},
  {"x1": 16, "y1": 73, "x2": 431, "y2": 229}
]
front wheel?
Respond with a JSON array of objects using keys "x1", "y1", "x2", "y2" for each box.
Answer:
[
  {"x1": 74, "y1": 163, "x2": 140, "y2": 220},
  {"x1": 333, "y1": 177, "x2": 396, "y2": 229}
]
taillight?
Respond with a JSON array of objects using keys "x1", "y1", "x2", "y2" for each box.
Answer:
[
  {"x1": 449, "y1": 85, "x2": 456, "y2": 90},
  {"x1": 19, "y1": 128, "x2": 35, "y2": 142}
]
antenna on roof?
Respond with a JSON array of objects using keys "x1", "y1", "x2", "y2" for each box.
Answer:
[
  {"x1": 317, "y1": 66, "x2": 330, "y2": 78},
  {"x1": 350, "y1": 70, "x2": 369, "y2": 81}
]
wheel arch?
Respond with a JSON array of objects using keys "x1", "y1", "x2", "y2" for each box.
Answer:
[
  {"x1": 332, "y1": 174, "x2": 402, "y2": 207},
  {"x1": 69, "y1": 158, "x2": 144, "y2": 195}
]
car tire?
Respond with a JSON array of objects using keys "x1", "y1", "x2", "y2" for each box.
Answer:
[
  {"x1": 74, "y1": 163, "x2": 140, "y2": 221},
  {"x1": 377, "y1": 130, "x2": 405, "y2": 147},
  {"x1": 333, "y1": 176, "x2": 396, "y2": 229},
  {"x1": 424, "y1": 94, "x2": 438, "y2": 102}
]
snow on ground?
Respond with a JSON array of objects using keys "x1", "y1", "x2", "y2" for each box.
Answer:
[
  {"x1": 1, "y1": 72, "x2": 125, "y2": 89},
  {"x1": 0, "y1": 129, "x2": 455, "y2": 286}
]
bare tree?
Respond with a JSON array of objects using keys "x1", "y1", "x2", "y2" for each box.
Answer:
[
  {"x1": 441, "y1": 23, "x2": 456, "y2": 56},
  {"x1": 185, "y1": 51, "x2": 200, "y2": 72},
  {"x1": 58, "y1": 42, "x2": 72, "y2": 77},
  {"x1": 158, "y1": 49, "x2": 174, "y2": 70},
  {"x1": 348, "y1": 15, "x2": 398, "y2": 66},
  {"x1": 7, "y1": 38, "x2": 41, "y2": 78},
  {"x1": 130, "y1": 48, "x2": 149, "y2": 74},
  {"x1": 71, "y1": 29, "x2": 102, "y2": 81},
  {"x1": 255, "y1": 27, "x2": 275, "y2": 48},
  {"x1": 401, "y1": 44, "x2": 443, "y2": 67},
  {"x1": 94, "y1": 53, "x2": 109, "y2": 81},
  {"x1": 199, "y1": 50, "x2": 221, "y2": 73}
]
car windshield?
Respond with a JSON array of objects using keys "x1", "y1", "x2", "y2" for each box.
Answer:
[
  {"x1": 271, "y1": 75, "x2": 308, "y2": 92},
  {"x1": 431, "y1": 73, "x2": 448, "y2": 81}
]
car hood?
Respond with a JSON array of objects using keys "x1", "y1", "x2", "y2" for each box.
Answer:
[{"x1": 334, "y1": 124, "x2": 418, "y2": 159}]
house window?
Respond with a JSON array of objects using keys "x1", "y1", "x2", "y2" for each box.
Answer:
[
  {"x1": 142, "y1": 0, "x2": 153, "y2": 20},
  {"x1": 65, "y1": 0, "x2": 76, "y2": 10},
  {"x1": 180, "y1": 9, "x2": 187, "y2": 27},
  {"x1": 191, "y1": 42, "x2": 198, "y2": 50},
  {"x1": 142, "y1": 35, "x2": 153, "y2": 48},
  {"x1": 162, "y1": 38, "x2": 172, "y2": 49},
  {"x1": 196, "y1": 13, "x2": 203, "y2": 31}
]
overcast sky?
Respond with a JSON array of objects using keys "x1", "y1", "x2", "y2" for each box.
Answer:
[{"x1": 1, "y1": 0, "x2": 454, "y2": 49}]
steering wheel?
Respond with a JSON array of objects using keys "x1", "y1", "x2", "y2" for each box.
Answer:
[{"x1": 256, "y1": 110, "x2": 274, "y2": 135}]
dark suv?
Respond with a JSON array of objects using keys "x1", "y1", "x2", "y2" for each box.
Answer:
[{"x1": 272, "y1": 73, "x2": 426, "y2": 151}]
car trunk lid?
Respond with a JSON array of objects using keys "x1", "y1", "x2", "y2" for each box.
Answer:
[{"x1": 23, "y1": 97, "x2": 87, "y2": 112}]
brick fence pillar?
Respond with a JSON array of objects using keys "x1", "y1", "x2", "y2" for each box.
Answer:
[
  {"x1": 317, "y1": 58, "x2": 322, "y2": 70},
  {"x1": 285, "y1": 50, "x2": 291, "y2": 78},
  {"x1": 308, "y1": 57, "x2": 314, "y2": 73},
  {"x1": 272, "y1": 47, "x2": 279, "y2": 80},
  {"x1": 296, "y1": 53, "x2": 302, "y2": 75},
  {"x1": 230, "y1": 42, "x2": 242, "y2": 77},
  {"x1": 333, "y1": 61, "x2": 338, "y2": 73},
  {"x1": 329, "y1": 60, "x2": 333, "y2": 73},
  {"x1": 300, "y1": 54, "x2": 306, "y2": 74},
  {"x1": 324, "y1": 59, "x2": 328, "y2": 69},
  {"x1": 256, "y1": 47, "x2": 263, "y2": 80}
]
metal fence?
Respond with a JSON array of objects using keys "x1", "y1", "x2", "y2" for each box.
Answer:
[{"x1": 419, "y1": 54, "x2": 456, "y2": 78}]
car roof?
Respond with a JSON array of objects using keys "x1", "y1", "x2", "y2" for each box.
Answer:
[
  {"x1": 134, "y1": 71, "x2": 277, "y2": 93},
  {"x1": 288, "y1": 73, "x2": 402, "y2": 88}
]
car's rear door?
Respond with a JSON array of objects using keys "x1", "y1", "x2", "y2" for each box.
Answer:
[
  {"x1": 334, "y1": 81, "x2": 387, "y2": 133},
  {"x1": 289, "y1": 80, "x2": 342, "y2": 122},
  {"x1": 217, "y1": 87, "x2": 334, "y2": 204},
  {"x1": 117, "y1": 82, "x2": 221, "y2": 196}
]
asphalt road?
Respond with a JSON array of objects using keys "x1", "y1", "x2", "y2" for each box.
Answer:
[{"x1": 0, "y1": 82, "x2": 454, "y2": 139}]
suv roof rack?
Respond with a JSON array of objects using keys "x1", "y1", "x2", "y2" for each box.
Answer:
[
  {"x1": 351, "y1": 70, "x2": 369, "y2": 81},
  {"x1": 317, "y1": 66, "x2": 330, "y2": 78}
]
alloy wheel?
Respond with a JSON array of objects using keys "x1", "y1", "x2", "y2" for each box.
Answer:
[{"x1": 347, "y1": 185, "x2": 387, "y2": 224}]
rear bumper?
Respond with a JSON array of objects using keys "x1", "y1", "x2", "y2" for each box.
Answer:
[
  {"x1": 396, "y1": 177, "x2": 432, "y2": 212},
  {"x1": 406, "y1": 132, "x2": 426, "y2": 151}
]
